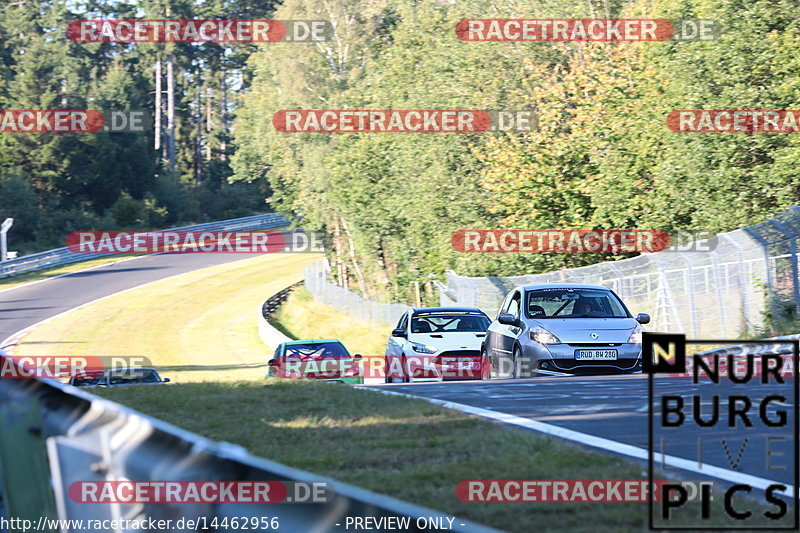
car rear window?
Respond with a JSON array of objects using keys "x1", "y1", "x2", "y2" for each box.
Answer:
[{"x1": 283, "y1": 342, "x2": 350, "y2": 358}]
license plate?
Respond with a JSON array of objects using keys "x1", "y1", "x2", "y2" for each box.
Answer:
[
  {"x1": 444, "y1": 361, "x2": 480, "y2": 370},
  {"x1": 575, "y1": 349, "x2": 618, "y2": 360}
]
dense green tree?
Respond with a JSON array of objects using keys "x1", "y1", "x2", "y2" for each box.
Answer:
[{"x1": 234, "y1": 0, "x2": 800, "y2": 304}]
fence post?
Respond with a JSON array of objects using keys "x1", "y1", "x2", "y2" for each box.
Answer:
[
  {"x1": 722, "y1": 233, "x2": 752, "y2": 334},
  {"x1": 769, "y1": 218, "x2": 800, "y2": 314},
  {"x1": 744, "y1": 226, "x2": 776, "y2": 321}
]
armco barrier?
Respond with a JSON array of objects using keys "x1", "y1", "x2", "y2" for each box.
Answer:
[
  {"x1": 689, "y1": 333, "x2": 800, "y2": 360},
  {"x1": 0, "y1": 213, "x2": 289, "y2": 279},
  {"x1": 0, "y1": 349, "x2": 497, "y2": 533},
  {"x1": 257, "y1": 283, "x2": 301, "y2": 350}
]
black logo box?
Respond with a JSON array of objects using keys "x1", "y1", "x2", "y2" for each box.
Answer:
[{"x1": 644, "y1": 332, "x2": 799, "y2": 530}]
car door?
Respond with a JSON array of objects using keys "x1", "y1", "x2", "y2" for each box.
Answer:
[
  {"x1": 487, "y1": 292, "x2": 512, "y2": 369},
  {"x1": 386, "y1": 312, "x2": 408, "y2": 358},
  {"x1": 386, "y1": 313, "x2": 410, "y2": 380},
  {"x1": 497, "y1": 291, "x2": 523, "y2": 371}
]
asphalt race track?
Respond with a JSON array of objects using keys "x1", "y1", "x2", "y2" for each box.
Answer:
[
  {"x1": 369, "y1": 374, "x2": 798, "y2": 490},
  {"x1": 0, "y1": 253, "x2": 268, "y2": 344}
]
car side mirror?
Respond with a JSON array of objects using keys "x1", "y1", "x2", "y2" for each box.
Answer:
[
  {"x1": 267, "y1": 359, "x2": 276, "y2": 366},
  {"x1": 163, "y1": 378, "x2": 171, "y2": 383},
  {"x1": 636, "y1": 313, "x2": 650, "y2": 325},
  {"x1": 498, "y1": 313, "x2": 520, "y2": 326},
  {"x1": 391, "y1": 328, "x2": 407, "y2": 338},
  {"x1": 353, "y1": 354, "x2": 363, "y2": 361}
]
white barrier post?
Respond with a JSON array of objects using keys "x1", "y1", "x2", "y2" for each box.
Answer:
[{"x1": 0, "y1": 218, "x2": 12, "y2": 263}]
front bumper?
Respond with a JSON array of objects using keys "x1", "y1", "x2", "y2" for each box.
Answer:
[
  {"x1": 266, "y1": 370, "x2": 363, "y2": 384},
  {"x1": 393, "y1": 351, "x2": 486, "y2": 381},
  {"x1": 522, "y1": 342, "x2": 642, "y2": 373}
]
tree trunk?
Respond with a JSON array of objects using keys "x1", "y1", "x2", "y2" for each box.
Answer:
[
  {"x1": 340, "y1": 216, "x2": 368, "y2": 296},
  {"x1": 332, "y1": 216, "x2": 346, "y2": 287},
  {"x1": 194, "y1": 77, "x2": 202, "y2": 184},
  {"x1": 220, "y1": 71, "x2": 227, "y2": 160},
  {"x1": 166, "y1": 54, "x2": 176, "y2": 171},
  {"x1": 154, "y1": 59, "x2": 161, "y2": 152},
  {"x1": 376, "y1": 238, "x2": 390, "y2": 293},
  {"x1": 206, "y1": 85, "x2": 212, "y2": 160}
]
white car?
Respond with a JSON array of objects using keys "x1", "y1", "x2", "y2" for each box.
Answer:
[{"x1": 384, "y1": 307, "x2": 491, "y2": 382}]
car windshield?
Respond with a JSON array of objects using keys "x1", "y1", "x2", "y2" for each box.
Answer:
[
  {"x1": 283, "y1": 342, "x2": 350, "y2": 358},
  {"x1": 525, "y1": 288, "x2": 630, "y2": 319},
  {"x1": 109, "y1": 369, "x2": 160, "y2": 385},
  {"x1": 410, "y1": 313, "x2": 490, "y2": 333}
]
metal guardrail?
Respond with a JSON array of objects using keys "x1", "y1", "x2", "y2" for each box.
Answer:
[
  {"x1": 0, "y1": 349, "x2": 497, "y2": 533},
  {"x1": 257, "y1": 283, "x2": 302, "y2": 350},
  {"x1": 690, "y1": 333, "x2": 800, "y2": 359},
  {"x1": 262, "y1": 282, "x2": 302, "y2": 321},
  {"x1": 0, "y1": 213, "x2": 289, "y2": 279}
]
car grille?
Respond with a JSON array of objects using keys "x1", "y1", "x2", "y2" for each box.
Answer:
[
  {"x1": 436, "y1": 350, "x2": 481, "y2": 359},
  {"x1": 567, "y1": 343, "x2": 623, "y2": 347},
  {"x1": 435, "y1": 350, "x2": 484, "y2": 380},
  {"x1": 547, "y1": 359, "x2": 639, "y2": 372}
]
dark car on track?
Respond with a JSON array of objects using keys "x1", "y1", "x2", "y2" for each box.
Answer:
[
  {"x1": 267, "y1": 339, "x2": 363, "y2": 384},
  {"x1": 68, "y1": 367, "x2": 170, "y2": 388}
]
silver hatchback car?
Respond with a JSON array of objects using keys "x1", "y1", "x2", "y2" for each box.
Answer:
[{"x1": 482, "y1": 284, "x2": 650, "y2": 377}]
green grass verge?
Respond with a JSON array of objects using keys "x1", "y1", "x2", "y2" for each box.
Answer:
[
  {"x1": 95, "y1": 381, "x2": 763, "y2": 532},
  {"x1": 97, "y1": 380, "x2": 651, "y2": 533},
  {"x1": 13, "y1": 253, "x2": 322, "y2": 382},
  {"x1": 271, "y1": 287, "x2": 388, "y2": 356},
  {"x1": 0, "y1": 255, "x2": 140, "y2": 291}
]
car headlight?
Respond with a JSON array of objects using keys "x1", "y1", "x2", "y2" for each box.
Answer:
[
  {"x1": 627, "y1": 326, "x2": 643, "y2": 344},
  {"x1": 530, "y1": 327, "x2": 561, "y2": 345},
  {"x1": 411, "y1": 342, "x2": 437, "y2": 354}
]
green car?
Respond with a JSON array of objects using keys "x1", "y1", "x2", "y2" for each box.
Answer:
[{"x1": 266, "y1": 339, "x2": 364, "y2": 385}]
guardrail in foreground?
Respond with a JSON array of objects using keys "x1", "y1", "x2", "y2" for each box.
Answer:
[
  {"x1": 0, "y1": 213, "x2": 289, "y2": 279},
  {"x1": 0, "y1": 349, "x2": 498, "y2": 533}
]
